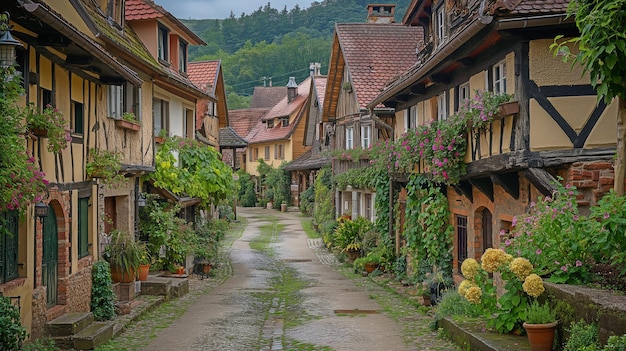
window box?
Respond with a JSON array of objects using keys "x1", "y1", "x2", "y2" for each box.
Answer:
[
  {"x1": 498, "y1": 101, "x2": 519, "y2": 117},
  {"x1": 115, "y1": 119, "x2": 141, "y2": 131},
  {"x1": 155, "y1": 136, "x2": 166, "y2": 144}
]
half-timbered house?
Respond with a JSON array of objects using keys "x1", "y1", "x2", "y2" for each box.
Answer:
[
  {"x1": 369, "y1": 0, "x2": 620, "y2": 281},
  {"x1": 324, "y1": 4, "x2": 423, "y2": 220}
]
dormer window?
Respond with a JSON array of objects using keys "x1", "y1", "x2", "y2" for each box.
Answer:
[
  {"x1": 281, "y1": 117, "x2": 289, "y2": 127},
  {"x1": 178, "y1": 40, "x2": 188, "y2": 74},
  {"x1": 158, "y1": 25, "x2": 169, "y2": 62},
  {"x1": 267, "y1": 119, "x2": 274, "y2": 128},
  {"x1": 436, "y1": 6, "x2": 445, "y2": 47},
  {"x1": 107, "y1": 0, "x2": 124, "y2": 27}
]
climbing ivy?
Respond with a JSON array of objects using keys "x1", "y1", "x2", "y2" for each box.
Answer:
[
  {"x1": 404, "y1": 175, "x2": 454, "y2": 282},
  {"x1": 90, "y1": 261, "x2": 116, "y2": 321}
]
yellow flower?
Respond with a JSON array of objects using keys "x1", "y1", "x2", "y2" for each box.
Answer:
[
  {"x1": 510, "y1": 257, "x2": 534, "y2": 281},
  {"x1": 481, "y1": 248, "x2": 508, "y2": 273},
  {"x1": 461, "y1": 258, "x2": 480, "y2": 280},
  {"x1": 523, "y1": 274, "x2": 545, "y2": 298},
  {"x1": 464, "y1": 286, "x2": 482, "y2": 304},
  {"x1": 458, "y1": 279, "x2": 475, "y2": 297}
]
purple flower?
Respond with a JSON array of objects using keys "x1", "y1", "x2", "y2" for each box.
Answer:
[
  {"x1": 530, "y1": 201, "x2": 536, "y2": 208},
  {"x1": 504, "y1": 239, "x2": 511, "y2": 246},
  {"x1": 535, "y1": 249, "x2": 542, "y2": 255},
  {"x1": 604, "y1": 212, "x2": 610, "y2": 219},
  {"x1": 561, "y1": 265, "x2": 568, "y2": 272},
  {"x1": 512, "y1": 216, "x2": 518, "y2": 226},
  {"x1": 575, "y1": 260, "x2": 582, "y2": 267}
]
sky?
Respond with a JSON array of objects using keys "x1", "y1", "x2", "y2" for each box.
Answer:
[{"x1": 154, "y1": 0, "x2": 311, "y2": 20}]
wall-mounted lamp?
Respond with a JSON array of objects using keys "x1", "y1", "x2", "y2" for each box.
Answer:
[
  {"x1": 34, "y1": 201, "x2": 48, "y2": 222},
  {"x1": 137, "y1": 193, "x2": 147, "y2": 208},
  {"x1": 0, "y1": 12, "x2": 24, "y2": 68}
]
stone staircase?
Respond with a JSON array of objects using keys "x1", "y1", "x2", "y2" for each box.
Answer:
[{"x1": 45, "y1": 275, "x2": 190, "y2": 349}]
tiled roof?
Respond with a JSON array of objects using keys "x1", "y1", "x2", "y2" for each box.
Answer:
[
  {"x1": 250, "y1": 86, "x2": 288, "y2": 108},
  {"x1": 313, "y1": 76, "x2": 327, "y2": 108},
  {"x1": 188, "y1": 60, "x2": 220, "y2": 97},
  {"x1": 245, "y1": 116, "x2": 299, "y2": 144},
  {"x1": 125, "y1": 0, "x2": 162, "y2": 20},
  {"x1": 219, "y1": 127, "x2": 248, "y2": 148},
  {"x1": 262, "y1": 77, "x2": 311, "y2": 121},
  {"x1": 228, "y1": 108, "x2": 269, "y2": 138},
  {"x1": 284, "y1": 146, "x2": 331, "y2": 171},
  {"x1": 336, "y1": 23, "x2": 423, "y2": 109},
  {"x1": 507, "y1": 0, "x2": 569, "y2": 15}
]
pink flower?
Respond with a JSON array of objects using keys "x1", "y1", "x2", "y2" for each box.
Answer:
[
  {"x1": 604, "y1": 212, "x2": 610, "y2": 219},
  {"x1": 504, "y1": 239, "x2": 511, "y2": 246},
  {"x1": 575, "y1": 260, "x2": 582, "y2": 267},
  {"x1": 530, "y1": 201, "x2": 536, "y2": 208},
  {"x1": 512, "y1": 216, "x2": 518, "y2": 226},
  {"x1": 535, "y1": 249, "x2": 542, "y2": 255},
  {"x1": 561, "y1": 265, "x2": 568, "y2": 272}
]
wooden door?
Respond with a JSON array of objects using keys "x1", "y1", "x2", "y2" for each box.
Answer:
[{"x1": 42, "y1": 205, "x2": 58, "y2": 307}]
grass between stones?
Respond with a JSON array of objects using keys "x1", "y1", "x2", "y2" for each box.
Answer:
[{"x1": 300, "y1": 218, "x2": 321, "y2": 239}]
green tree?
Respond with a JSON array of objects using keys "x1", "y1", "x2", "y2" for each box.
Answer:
[{"x1": 551, "y1": 0, "x2": 626, "y2": 194}]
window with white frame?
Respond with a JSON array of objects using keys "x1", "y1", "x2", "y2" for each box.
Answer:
[
  {"x1": 437, "y1": 93, "x2": 447, "y2": 121},
  {"x1": 153, "y1": 98, "x2": 169, "y2": 135},
  {"x1": 436, "y1": 6, "x2": 445, "y2": 47},
  {"x1": 361, "y1": 125, "x2": 371, "y2": 149},
  {"x1": 493, "y1": 60, "x2": 507, "y2": 93},
  {"x1": 404, "y1": 105, "x2": 417, "y2": 132},
  {"x1": 264, "y1": 146, "x2": 270, "y2": 160},
  {"x1": 345, "y1": 126, "x2": 354, "y2": 150},
  {"x1": 158, "y1": 25, "x2": 169, "y2": 62},
  {"x1": 107, "y1": 0, "x2": 124, "y2": 27},
  {"x1": 458, "y1": 82, "x2": 470, "y2": 110},
  {"x1": 108, "y1": 83, "x2": 141, "y2": 120}
]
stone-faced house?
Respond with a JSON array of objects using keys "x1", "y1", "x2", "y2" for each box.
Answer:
[
  {"x1": 244, "y1": 76, "x2": 312, "y2": 177},
  {"x1": 323, "y1": 4, "x2": 423, "y2": 221},
  {"x1": 369, "y1": 0, "x2": 620, "y2": 281},
  {"x1": 1, "y1": 0, "x2": 143, "y2": 338}
]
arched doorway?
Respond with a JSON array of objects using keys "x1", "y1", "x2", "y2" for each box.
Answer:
[
  {"x1": 42, "y1": 204, "x2": 58, "y2": 307},
  {"x1": 473, "y1": 207, "x2": 493, "y2": 260},
  {"x1": 482, "y1": 209, "x2": 493, "y2": 250}
]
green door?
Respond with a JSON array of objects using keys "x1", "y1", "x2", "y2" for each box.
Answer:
[{"x1": 42, "y1": 205, "x2": 58, "y2": 307}]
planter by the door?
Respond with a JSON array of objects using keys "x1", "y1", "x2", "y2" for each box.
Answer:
[
  {"x1": 110, "y1": 266, "x2": 136, "y2": 283},
  {"x1": 523, "y1": 321, "x2": 558, "y2": 351},
  {"x1": 137, "y1": 264, "x2": 150, "y2": 281}
]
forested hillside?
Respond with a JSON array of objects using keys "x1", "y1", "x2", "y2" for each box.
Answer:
[{"x1": 182, "y1": 0, "x2": 411, "y2": 109}]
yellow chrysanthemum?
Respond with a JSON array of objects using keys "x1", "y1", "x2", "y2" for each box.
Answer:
[
  {"x1": 464, "y1": 286, "x2": 482, "y2": 304},
  {"x1": 523, "y1": 274, "x2": 545, "y2": 298},
  {"x1": 481, "y1": 248, "x2": 508, "y2": 273},
  {"x1": 504, "y1": 253, "x2": 514, "y2": 263},
  {"x1": 461, "y1": 258, "x2": 480, "y2": 280},
  {"x1": 510, "y1": 257, "x2": 534, "y2": 281},
  {"x1": 458, "y1": 279, "x2": 475, "y2": 297}
]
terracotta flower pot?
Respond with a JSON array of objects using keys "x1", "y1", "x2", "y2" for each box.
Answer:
[
  {"x1": 110, "y1": 265, "x2": 136, "y2": 283},
  {"x1": 364, "y1": 262, "x2": 379, "y2": 274},
  {"x1": 523, "y1": 321, "x2": 558, "y2": 351},
  {"x1": 202, "y1": 263, "x2": 212, "y2": 274},
  {"x1": 137, "y1": 264, "x2": 150, "y2": 281}
]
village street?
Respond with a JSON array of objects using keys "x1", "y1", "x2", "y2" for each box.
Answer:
[{"x1": 97, "y1": 207, "x2": 459, "y2": 351}]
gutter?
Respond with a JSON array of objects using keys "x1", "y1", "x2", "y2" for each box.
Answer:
[
  {"x1": 19, "y1": 0, "x2": 143, "y2": 86},
  {"x1": 495, "y1": 13, "x2": 573, "y2": 30},
  {"x1": 368, "y1": 14, "x2": 493, "y2": 108}
]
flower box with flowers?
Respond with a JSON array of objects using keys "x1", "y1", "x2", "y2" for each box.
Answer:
[
  {"x1": 26, "y1": 103, "x2": 72, "y2": 153},
  {"x1": 115, "y1": 112, "x2": 141, "y2": 131}
]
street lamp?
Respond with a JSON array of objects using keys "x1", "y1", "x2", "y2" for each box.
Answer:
[
  {"x1": 35, "y1": 201, "x2": 49, "y2": 222},
  {"x1": 0, "y1": 12, "x2": 23, "y2": 68}
]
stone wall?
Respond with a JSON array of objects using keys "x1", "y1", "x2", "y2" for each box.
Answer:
[
  {"x1": 31, "y1": 287, "x2": 47, "y2": 340},
  {"x1": 65, "y1": 264, "x2": 93, "y2": 313}
]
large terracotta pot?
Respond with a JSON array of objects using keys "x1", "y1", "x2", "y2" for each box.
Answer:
[
  {"x1": 364, "y1": 263, "x2": 379, "y2": 274},
  {"x1": 523, "y1": 321, "x2": 558, "y2": 351},
  {"x1": 137, "y1": 264, "x2": 150, "y2": 281},
  {"x1": 110, "y1": 265, "x2": 136, "y2": 283}
]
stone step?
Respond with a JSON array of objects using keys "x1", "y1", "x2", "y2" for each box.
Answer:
[
  {"x1": 72, "y1": 322, "x2": 114, "y2": 350},
  {"x1": 46, "y1": 312, "x2": 94, "y2": 337},
  {"x1": 170, "y1": 277, "x2": 189, "y2": 298},
  {"x1": 140, "y1": 277, "x2": 172, "y2": 300}
]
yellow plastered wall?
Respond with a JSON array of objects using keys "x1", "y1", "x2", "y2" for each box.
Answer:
[{"x1": 529, "y1": 39, "x2": 587, "y2": 86}]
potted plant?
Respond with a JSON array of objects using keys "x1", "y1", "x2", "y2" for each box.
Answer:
[
  {"x1": 115, "y1": 112, "x2": 141, "y2": 131},
  {"x1": 86, "y1": 148, "x2": 124, "y2": 185},
  {"x1": 26, "y1": 103, "x2": 72, "y2": 153},
  {"x1": 137, "y1": 249, "x2": 151, "y2": 281},
  {"x1": 104, "y1": 229, "x2": 144, "y2": 283},
  {"x1": 523, "y1": 300, "x2": 558, "y2": 351},
  {"x1": 353, "y1": 251, "x2": 382, "y2": 274}
]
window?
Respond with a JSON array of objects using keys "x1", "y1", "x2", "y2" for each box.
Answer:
[
  {"x1": 405, "y1": 105, "x2": 417, "y2": 132},
  {"x1": 153, "y1": 98, "x2": 169, "y2": 135},
  {"x1": 267, "y1": 119, "x2": 274, "y2": 128},
  {"x1": 264, "y1": 146, "x2": 270, "y2": 160},
  {"x1": 183, "y1": 108, "x2": 194, "y2": 138},
  {"x1": 456, "y1": 215, "x2": 468, "y2": 274},
  {"x1": 72, "y1": 101, "x2": 84, "y2": 135},
  {"x1": 158, "y1": 25, "x2": 169, "y2": 62},
  {"x1": 436, "y1": 6, "x2": 445, "y2": 47},
  {"x1": 458, "y1": 82, "x2": 470, "y2": 110},
  {"x1": 41, "y1": 88, "x2": 53, "y2": 109},
  {"x1": 0, "y1": 210, "x2": 19, "y2": 284},
  {"x1": 274, "y1": 144, "x2": 284, "y2": 160},
  {"x1": 493, "y1": 60, "x2": 507, "y2": 93},
  {"x1": 107, "y1": 0, "x2": 124, "y2": 26},
  {"x1": 178, "y1": 40, "x2": 188, "y2": 73},
  {"x1": 345, "y1": 126, "x2": 354, "y2": 150},
  {"x1": 207, "y1": 101, "x2": 215, "y2": 117},
  {"x1": 108, "y1": 83, "x2": 141, "y2": 120},
  {"x1": 253, "y1": 147, "x2": 259, "y2": 160},
  {"x1": 281, "y1": 117, "x2": 289, "y2": 127},
  {"x1": 78, "y1": 197, "x2": 89, "y2": 258},
  {"x1": 437, "y1": 92, "x2": 447, "y2": 121},
  {"x1": 361, "y1": 125, "x2": 371, "y2": 149}
]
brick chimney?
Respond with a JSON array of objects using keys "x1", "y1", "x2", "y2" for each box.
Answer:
[{"x1": 367, "y1": 4, "x2": 396, "y2": 23}]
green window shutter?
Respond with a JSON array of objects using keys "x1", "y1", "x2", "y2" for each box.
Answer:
[
  {"x1": 1, "y1": 210, "x2": 19, "y2": 283},
  {"x1": 78, "y1": 198, "x2": 89, "y2": 258}
]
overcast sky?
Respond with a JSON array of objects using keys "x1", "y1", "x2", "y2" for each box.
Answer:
[{"x1": 154, "y1": 0, "x2": 311, "y2": 20}]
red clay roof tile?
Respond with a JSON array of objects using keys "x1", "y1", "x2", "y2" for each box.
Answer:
[{"x1": 188, "y1": 60, "x2": 220, "y2": 96}]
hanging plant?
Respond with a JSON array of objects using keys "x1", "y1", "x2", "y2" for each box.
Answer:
[
  {"x1": 86, "y1": 148, "x2": 124, "y2": 185},
  {"x1": 26, "y1": 103, "x2": 72, "y2": 153}
]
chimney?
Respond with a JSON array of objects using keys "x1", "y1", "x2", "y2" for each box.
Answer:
[
  {"x1": 286, "y1": 77, "x2": 298, "y2": 103},
  {"x1": 367, "y1": 4, "x2": 396, "y2": 23},
  {"x1": 309, "y1": 62, "x2": 321, "y2": 76}
]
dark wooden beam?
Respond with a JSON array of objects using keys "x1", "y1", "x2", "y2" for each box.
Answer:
[
  {"x1": 523, "y1": 168, "x2": 558, "y2": 197},
  {"x1": 452, "y1": 180, "x2": 473, "y2": 202},
  {"x1": 457, "y1": 57, "x2": 474, "y2": 67},
  {"x1": 469, "y1": 177, "x2": 494, "y2": 202},
  {"x1": 490, "y1": 172, "x2": 519, "y2": 199},
  {"x1": 65, "y1": 55, "x2": 93, "y2": 66},
  {"x1": 430, "y1": 72, "x2": 450, "y2": 85},
  {"x1": 396, "y1": 94, "x2": 409, "y2": 103},
  {"x1": 410, "y1": 84, "x2": 426, "y2": 95}
]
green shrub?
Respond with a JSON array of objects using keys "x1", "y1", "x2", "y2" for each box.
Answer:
[
  {"x1": 299, "y1": 185, "x2": 314, "y2": 215},
  {"x1": 22, "y1": 338, "x2": 59, "y2": 351},
  {"x1": 563, "y1": 320, "x2": 599, "y2": 351},
  {"x1": 0, "y1": 295, "x2": 27, "y2": 350},
  {"x1": 91, "y1": 261, "x2": 116, "y2": 321},
  {"x1": 605, "y1": 335, "x2": 626, "y2": 351}
]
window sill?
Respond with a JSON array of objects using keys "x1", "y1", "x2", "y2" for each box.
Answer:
[{"x1": 0, "y1": 277, "x2": 26, "y2": 294}]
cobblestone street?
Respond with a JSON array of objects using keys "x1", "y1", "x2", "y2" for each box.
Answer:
[{"x1": 96, "y1": 207, "x2": 459, "y2": 351}]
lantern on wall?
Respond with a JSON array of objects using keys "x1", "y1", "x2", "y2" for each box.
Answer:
[{"x1": 0, "y1": 12, "x2": 23, "y2": 68}]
